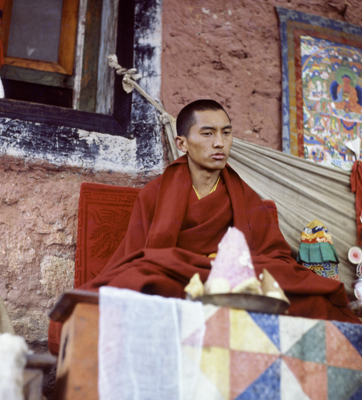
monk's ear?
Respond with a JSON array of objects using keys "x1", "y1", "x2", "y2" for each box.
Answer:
[{"x1": 175, "y1": 135, "x2": 188, "y2": 153}]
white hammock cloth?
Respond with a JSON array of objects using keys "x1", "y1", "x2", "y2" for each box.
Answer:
[
  {"x1": 165, "y1": 117, "x2": 356, "y2": 295},
  {"x1": 228, "y1": 139, "x2": 356, "y2": 296},
  {"x1": 107, "y1": 57, "x2": 357, "y2": 296}
]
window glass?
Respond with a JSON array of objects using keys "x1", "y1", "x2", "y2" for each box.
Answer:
[{"x1": 7, "y1": 0, "x2": 63, "y2": 62}]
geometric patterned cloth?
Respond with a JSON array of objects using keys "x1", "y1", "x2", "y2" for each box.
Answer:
[{"x1": 184, "y1": 307, "x2": 362, "y2": 400}]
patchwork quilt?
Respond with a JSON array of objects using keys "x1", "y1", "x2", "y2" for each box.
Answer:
[{"x1": 184, "y1": 307, "x2": 362, "y2": 400}]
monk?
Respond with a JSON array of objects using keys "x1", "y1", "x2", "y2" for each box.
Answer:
[{"x1": 48, "y1": 99, "x2": 359, "y2": 354}]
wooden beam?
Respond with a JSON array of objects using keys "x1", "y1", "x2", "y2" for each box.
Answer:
[
  {"x1": 0, "y1": 0, "x2": 13, "y2": 56},
  {"x1": 0, "y1": 65, "x2": 74, "y2": 89},
  {"x1": 0, "y1": 98, "x2": 131, "y2": 137},
  {"x1": 4, "y1": 56, "x2": 68, "y2": 74},
  {"x1": 58, "y1": 0, "x2": 80, "y2": 74},
  {"x1": 78, "y1": 0, "x2": 102, "y2": 112}
]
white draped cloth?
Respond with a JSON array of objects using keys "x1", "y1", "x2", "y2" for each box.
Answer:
[
  {"x1": 98, "y1": 287, "x2": 205, "y2": 400},
  {"x1": 228, "y1": 138, "x2": 357, "y2": 296},
  {"x1": 0, "y1": 333, "x2": 28, "y2": 400}
]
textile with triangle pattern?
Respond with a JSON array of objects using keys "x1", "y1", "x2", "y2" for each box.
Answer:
[{"x1": 185, "y1": 306, "x2": 362, "y2": 400}]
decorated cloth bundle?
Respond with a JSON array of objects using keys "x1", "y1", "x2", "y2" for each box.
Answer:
[{"x1": 297, "y1": 220, "x2": 340, "y2": 281}]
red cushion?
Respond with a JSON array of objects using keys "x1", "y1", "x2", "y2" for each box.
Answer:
[{"x1": 74, "y1": 182, "x2": 140, "y2": 288}]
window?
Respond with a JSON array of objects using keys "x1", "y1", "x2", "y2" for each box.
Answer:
[
  {"x1": 0, "y1": 0, "x2": 136, "y2": 138},
  {"x1": 0, "y1": 0, "x2": 78, "y2": 108},
  {"x1": 2, "y1": 0, "x2": 78, "y2": 74}
]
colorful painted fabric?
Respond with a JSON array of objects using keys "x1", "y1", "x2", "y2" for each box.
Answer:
[
  {"x1": 300, "y1": 229, "x2": 333, "y2": 244},
  {"x1": 302, "y1": 262, "x2": 340, "y2": 281},
  {"x1": 299, "y1": 220, "x2": 334, "y2": 244},
  {"x1": 297, "y1": 220, "x2": 340, "y2": 280}
]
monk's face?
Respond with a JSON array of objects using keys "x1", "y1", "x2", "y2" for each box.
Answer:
[{"x1": 178, "y1": 109, "x2": 233, "y2": 172}]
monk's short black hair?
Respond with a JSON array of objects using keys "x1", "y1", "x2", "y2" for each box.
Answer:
[{"x1": 176, "y1": 99, "x2": 231, "y2": 137}]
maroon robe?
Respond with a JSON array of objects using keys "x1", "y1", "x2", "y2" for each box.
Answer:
[{"x1": 48, "y1": 156, "x2": 359, "y2": 354}]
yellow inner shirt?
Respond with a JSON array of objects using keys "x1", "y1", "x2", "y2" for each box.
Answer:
[{"x1": 192, "y1": 175, "x2": 221, "y2": 200}]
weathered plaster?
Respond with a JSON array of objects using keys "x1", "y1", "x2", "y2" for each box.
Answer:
[
  {"x1": 0, "y1": 154, "x2": 163, "y2": 345},
  {"x1": 131, "y1": 0, "x2": 165, "y2": 171},
  {"x1": 0, "y1": 118, "x2": 140, "y2": 172},
  {"x1": 40, "y1": 256, "x2": 75, "y2": 299}
]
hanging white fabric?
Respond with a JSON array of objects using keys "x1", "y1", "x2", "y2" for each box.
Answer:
[
  {"x1": 228, "y1": 139, "x2": 356, "y2": 295},
  {"x1": 160, "y1": 118, "x2": 357, "y2": 295},
  {"x1": 108, "y1": 56, "x2": 357, "y2": 296},
  {"x1": 98, "y1": 287, "x2": 205, "y2": 400},
  {"x1": 0, "y1": 333, "x2": 28, "y2": 400}
]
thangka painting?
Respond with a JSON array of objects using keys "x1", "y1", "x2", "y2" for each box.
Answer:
[{"x1": 277, "y1": 8, "x2": 362, "y2": 171}]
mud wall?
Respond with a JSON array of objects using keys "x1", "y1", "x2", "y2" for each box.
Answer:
[
  {"x1": 0, "y1": 153, "x2": 162, "y2": 347},
  {"x1": 161, "y1": 0, "x2": 362, "y2": 150}
]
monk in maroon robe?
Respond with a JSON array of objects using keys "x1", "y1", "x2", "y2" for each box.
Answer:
[{"x1": 48, "y1": 100, "x2": 359, "y2": 354}]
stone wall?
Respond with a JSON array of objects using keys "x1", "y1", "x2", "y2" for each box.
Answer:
[{"x1": 161, "y1": 0, "x2": 362, "y2": 150}]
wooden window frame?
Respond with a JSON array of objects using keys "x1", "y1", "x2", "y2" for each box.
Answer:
[
  {"x1": 1, "y1": 0, "x2": 78, "y2": 75},
  {"x1": 0, "y1": 0, "x2": 135, "y2": 139}
]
